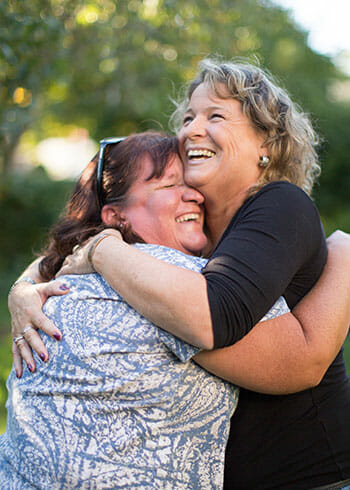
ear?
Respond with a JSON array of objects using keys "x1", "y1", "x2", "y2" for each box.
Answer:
[{"x1": 101, "y1": 205, "x2": 123, "y2": 227}]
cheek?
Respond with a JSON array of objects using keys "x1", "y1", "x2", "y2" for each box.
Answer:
[
  {"x1": 138, "y1": 197, "x2": 178, "y2": 235},
  {"x1": 177, "y1": 126, "x2": 186, "y2": 144},
  {"x1": 221, "y1": 134, "x2": 236, "y2": 156}
]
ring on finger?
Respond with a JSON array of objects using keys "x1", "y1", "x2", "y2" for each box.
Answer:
[
  {"x1": 23, "y1": 325, "x2": 35, "y2": 335},
  {"x1": 72, "y1": 244, "x2": 80, "y2": 253},
  {"x1": 13, "y1": 335, "x2": 25, "y2": 345}
]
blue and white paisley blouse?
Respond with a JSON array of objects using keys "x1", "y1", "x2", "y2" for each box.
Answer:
[{"x1": 0, "y1": 244, "x2": 289, "y2": 489}]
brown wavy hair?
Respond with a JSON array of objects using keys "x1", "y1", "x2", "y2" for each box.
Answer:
[
  {"x1": 39, "y1": 131, "x2": 179, "y2": 280},
  {"x1": 170, "y1": 57, "x2": 320, "y2": 196}
]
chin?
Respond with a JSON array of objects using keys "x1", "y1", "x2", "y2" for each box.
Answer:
[{"x1": 183, "y1": 240, "x2": 208, "y2": 257}]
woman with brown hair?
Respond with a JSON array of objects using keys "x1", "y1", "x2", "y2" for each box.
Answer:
[{"x1": 2, "y1": 132, "x2": 241, "y2": 487}]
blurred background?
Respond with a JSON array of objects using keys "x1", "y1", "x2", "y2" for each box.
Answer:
[{"x1": 1, "y1": 0, "x2": 349, "y2": 430}]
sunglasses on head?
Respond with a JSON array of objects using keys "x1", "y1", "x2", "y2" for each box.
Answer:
[{"x1": 96, "y1": 136, "x2": 126, "y2": 208}]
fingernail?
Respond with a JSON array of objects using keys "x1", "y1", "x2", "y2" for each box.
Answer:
[
  {"x1": 53, "y1": 333, "x2": 61, "y2": 341},
  {"x1": 27, "y1": 363, "x2": 33, "y2": 373},
  {"x1": 59, "y1": 284, "x2": 69, "y2": 291},
  {"x1": 40, "y1": 352, "x2": 46, "y2": 361}
]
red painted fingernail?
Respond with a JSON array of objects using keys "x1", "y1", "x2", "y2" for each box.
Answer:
[
  {"x1": 27, "y1": 363, "x2": 33, "y2": 373},
  {"x1": 53, "y1": 333, "x2": 61, "y2": 341},
  {"x1": 40, "y1": 352, "x2": 46, "y2": 361},
  {"x1": 59, "y1": 284, "x2": 69, "y2": 291}
]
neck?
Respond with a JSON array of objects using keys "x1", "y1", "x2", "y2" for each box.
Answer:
[{"x1": 203, "y1": 188, "x2": 249, "y2": 256}]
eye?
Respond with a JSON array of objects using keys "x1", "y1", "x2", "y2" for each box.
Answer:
[
  {"x1": 182, "y1": 115, "x2": 193, "y2": 126},
  {"x1": 155, "y1": 183, "x2": 176, "y2": 190},
  {"x1": 210, "y1": 113, "x2": 224, "y2": 120}
]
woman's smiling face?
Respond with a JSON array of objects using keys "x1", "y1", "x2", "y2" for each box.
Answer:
[
  {"x1": 119, "y1": 154, "x2": 207, "y2": 256},
  {"x1": 178, "y1": 82, "x2": 266, "y2": 203}
]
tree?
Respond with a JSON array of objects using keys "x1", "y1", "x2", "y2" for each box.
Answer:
[{"x1": 1, "y1": 0, "x2": 349, "y2": 217}]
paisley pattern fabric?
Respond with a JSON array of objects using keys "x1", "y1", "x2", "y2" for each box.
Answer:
[{"x1": 0, "y1": 244, "x2": 288, "y2": 489}]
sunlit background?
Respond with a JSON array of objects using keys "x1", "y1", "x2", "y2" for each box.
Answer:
[
  {"x1": 5, "y1": 0, "x2": 350, "y2": 179},
  {"x1": 273, "y1": 0, "x2": 350, "y2": 61},
  {"x1": 1, "y1": 0, "x2": 349, "y2": 430}
]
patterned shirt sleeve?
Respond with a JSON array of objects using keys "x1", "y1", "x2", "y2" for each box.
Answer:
[{"x1": 135, "y1": 244, "x2": 207, "y2": 362}]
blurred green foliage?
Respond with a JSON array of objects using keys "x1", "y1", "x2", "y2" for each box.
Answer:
[
  {"x1": 0, "y1": 168, "x2": 73, "y2": 290},
  {"x1": 0, "y1": 337, "x2": 12, "y2": 433},
  {"x1": 1, "y1": 0, "x2": 349, "y2": 214},
  {"x1": 0, "y1": 0, "x2": 349, "y2": 429}
]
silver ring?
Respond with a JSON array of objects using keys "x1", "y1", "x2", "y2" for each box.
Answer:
[
  {"x1": 23, "y1": 325, "x2": 34, "y2": 335},
  {"x1": 72, "y1": 244, "x2": 80, "y2": 253},
  {"x1": 13, "y1": 335, "x2": 25, "y2": 345}
]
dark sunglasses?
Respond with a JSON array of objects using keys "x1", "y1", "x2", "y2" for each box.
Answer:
[{"x1": 96, "y1": 136, "x2": 126, "y2": 208}]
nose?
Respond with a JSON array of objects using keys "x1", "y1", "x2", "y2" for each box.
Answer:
[
  {"x1": 181, "y1": 185, "x2": 205, "y2": 205},
  {"x1": 181, "y1": 115, "x2": 207, "y2": 140}
]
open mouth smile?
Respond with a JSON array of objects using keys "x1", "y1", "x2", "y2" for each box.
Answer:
[
  {"x1": 187, "y1": 149, "x2": 216, "y2": 161},
  {"x1": 176, "y1": 213, "x2": 201, "y2": 223}
]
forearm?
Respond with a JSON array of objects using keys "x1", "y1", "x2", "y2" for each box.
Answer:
[
  {"x1": 292, "y1": 239, "x2": 350, "y2": 368},
  {"x1": 93, "y1": 238, "x2": 214, "y2": 349},
  {"x1": 8, "y1": 257, "x2": 45, "y2": 312},
  {"x1": 195, "y1": 313, "x2": 324, "y2": 394},
  {"x1": 14, "y1": 257, "x2": 45, "y2": 284}
]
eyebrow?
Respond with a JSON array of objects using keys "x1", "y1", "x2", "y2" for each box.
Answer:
[
  {"x1": 163, "y1": 171, "x2": 181, "y2": 181},
  {"x1": 184, "y1": 105, "x2": 225, "y2": 114},
  {"x1": 151, "y1": 170, "x2": 180, "y2": 184}
]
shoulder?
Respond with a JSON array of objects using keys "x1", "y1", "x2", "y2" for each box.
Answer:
[
  {"x1": 216, "y1": 181, "x2": 325, "y2": 257},
  {"x1": 44, "y1": 273, "x2": 122, "y2": 309},
  {"x1": 134, "y1": 243, "x2": 207, "y2": 271},
  {"x1": 231, "y1": 181, "x2": 322, "y2": 230},
  {"x1": 248, "y1": 181, "x2": 318, "y2": 213}
]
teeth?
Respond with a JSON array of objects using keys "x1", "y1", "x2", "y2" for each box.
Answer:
[
  {"x1": 187, "y1": 149, "x2": 215, "y2": 159},
  {"x1": 176, "y1": 213, "x2": 200, "y2": 223}
]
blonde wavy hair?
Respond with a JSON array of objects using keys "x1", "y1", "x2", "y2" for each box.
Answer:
[{"x1": 171, "y1": 58, "x2": 320, "y2": 196}]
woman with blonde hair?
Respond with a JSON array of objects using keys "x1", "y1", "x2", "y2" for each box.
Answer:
[{"x1": 10, "y1": 59, "x2": 350, "y2": 489}]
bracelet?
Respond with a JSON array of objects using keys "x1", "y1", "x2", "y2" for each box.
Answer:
[
  {"x1": 8, "y1": 277, "x2": 36, "y2": 298},
  {"x1": 87, "y1": 234, "x2": 116, "y2": 270}
]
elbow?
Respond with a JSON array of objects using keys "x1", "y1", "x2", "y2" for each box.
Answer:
[
  {"x1": 311, "y1": 360, "x2": 329, "y2": 387},
  {"x1": 199, "y1": 338, "x2": 214, "y2": 351},
  {"x1": 192, "y1": 321, "x2": 215, "y2": 350},
  {"x1": 299, "y1": 357, "x2": 328, "y2": 389},
  {"x1": 196, "y1": 333, "x2": 214, "y2": 351},
  {"x1": 278, "y1": 357, "x2": 328, "y2": 394}
]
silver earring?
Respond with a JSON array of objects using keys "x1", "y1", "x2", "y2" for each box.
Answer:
[{"x1": 259, "y1": 155, "x2": 270, "y2": 168}]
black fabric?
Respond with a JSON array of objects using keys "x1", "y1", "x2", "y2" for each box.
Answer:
[
  {"x1": 311, "y1": 477, "x2": 350, "y2": 490},
  {"x1": 201, "y1": 182, "x2": 350, "y2": 488},
  {"x1": 224, "y1": 357, "x2": 350, "y2": 489},
  {"x1": 203, "y1": 181, "x2": 327, "y2": 348}
]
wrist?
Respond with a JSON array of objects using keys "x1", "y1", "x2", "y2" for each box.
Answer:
[
  {"x1": 8, "y1": 277, "x2": 36, "y2": 297},
  {"x1": 88, "y1": 234, "x2": 121, "y2": 272}
]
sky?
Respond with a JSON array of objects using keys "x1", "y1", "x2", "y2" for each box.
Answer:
[{"x1": 271, "y1": 0, "x2": 350, "y2": 59}]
